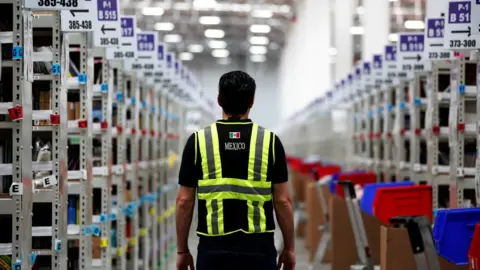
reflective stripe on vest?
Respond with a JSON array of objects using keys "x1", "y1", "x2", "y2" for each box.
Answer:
[{"x1": 197, "y1": 123, "x2": 272, "y2": 235}]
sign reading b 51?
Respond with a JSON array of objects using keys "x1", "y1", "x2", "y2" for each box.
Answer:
[{"x1": 93, "y1": 0, "x2": 121, "y2": 47}]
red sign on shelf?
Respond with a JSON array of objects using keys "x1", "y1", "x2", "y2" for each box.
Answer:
[
  {"x1": 101, "y1": 121, "x2": 108, "y2": 130},
  {"x1": 78, "y1": 120, "x2": 88, "y2": 128},
  {"x1": 8, "y1": 106, "x2": 23, "y2": 121},
  {"x1": 50, "y1": 114, "x2": 60, "y2": 125}
]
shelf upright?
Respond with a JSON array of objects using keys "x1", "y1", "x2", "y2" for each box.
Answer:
[
  {"x1": 372, "y1": 56, "x2": 383, "y2": 180},
  {"x1": 139, "y1": 79, "x2": 151, "y2": 268},
  {"x1": 150, "y1": 83, "x2": 161, "y2": 270},
  {"x1": 408, "y1": 71, "x2": 428, "y2": 183},
  {"x1": 158, "y1": 90, "x2": 168, "y2": 270},
  {"x1": 113, "y1": 60, "x2": 128, "y2": 270},
  {"x1": 92, "y1": 48, "x2": 113, "y2": 269},
  {"x1": 128, "y1": 71, "x2": 140, "y2": 270},
  {"x1": 381, "y1": 44, "x2": 398, "y2": 182},
  {"x1": 2, "y1": 0, "x2": 34, "y2": 268},
  {"x1": 393, "y1": 74, "x2": 409, "y2": 180},
  {"x1": 362, "y1": 62, "x2": 374, "y2": 172},
  {"x1": 66, "y1": 32, "x2": 94, "y2": 270},
  {"x1": 426, "y1": 61, "x2": 451, "y2": 209}
]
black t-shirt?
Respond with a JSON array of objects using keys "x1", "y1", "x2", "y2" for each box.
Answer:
[{"x1": 178, "y1": 118, "x2": 288, "y2": 251}]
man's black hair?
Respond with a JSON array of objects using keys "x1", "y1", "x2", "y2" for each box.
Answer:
[{"x1": 218, "y1": 70, "x2": 256, "y2": 116}]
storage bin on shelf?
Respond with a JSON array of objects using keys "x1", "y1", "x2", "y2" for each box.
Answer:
[
  {"x1": 372, "y1": 185, "x2": 432, "y2": 224},
  {"x1": 360, "y1": 181, "x2": 414, "y2": 216},
  {"x1": 433, "y1": 208, "x2": 480, "y2": 266},
  {"x1": 469, "y1": 223, "x2": 480, "y2": 270},
  {"x1": 312, "y1": 165, "x2": 342, "y2": 182},
  {"x1": 329, "y1": 172, "x2": 376, "y2": 198}
]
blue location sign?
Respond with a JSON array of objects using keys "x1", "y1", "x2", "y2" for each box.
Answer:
[
  {"x1": 166, "y1": 53, "x2": 173, "y2": 69},
  {"x1": 121, "y1": 17, "x2": 134, "y2": 37},
  {"x1": 400, "y1": 34, "x2": 424, "y2": 52},
  {"x1": 355, "y1": 68, "x2": 361, "y2": 76},
  {"x1": 363, "y1": 62, "x2": 371, "y2": 75},
  {"x1": 348, "y1": 74, "x2": 353, "y2": 82},
  {"x1": 448, "y1": 1, "x2": 471, "y2": 24},
  {"x1": 373, "y1": 55, "x2": 382, "y2": 69},
  {"x1": 385, "y1": 45, "x2": 396, "y2": 61},
  {"x1": 427, "y1": 18, "x2": 445, "y2": 38},
  {"x1": 158, "y1": 45, "x2": 164, "y2": 61},
  {"x1": 97, "y1": 0, "x2": 118, "y2": 21},
  {"x1": 138, "y1": 33, "x2": 154, "y2": 51},
  {"x1": 175, "y1": 61, "x2": 179, "y2": 74}
]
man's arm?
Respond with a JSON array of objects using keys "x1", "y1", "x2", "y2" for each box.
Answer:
[
  {"x1": 176, "y1": 186, "x2": 196, "y2": 252},
  {"x1": 273, "y1": 183, "x2": 295, "y2": 251},
  {"x1": 270, "y1": 135, "x2": 295, "y2": 251},
  {"x1": 176, "y1": 133, "x2": 198, "y2": 253}
]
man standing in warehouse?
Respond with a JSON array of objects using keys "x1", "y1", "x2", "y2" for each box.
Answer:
[{"x1": 175, "y1": 70, "x2": 295, "y2": 270}]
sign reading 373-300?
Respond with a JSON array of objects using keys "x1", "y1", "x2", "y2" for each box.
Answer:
[
  {"x1": 93, "y1": 0, "x2": 121, "y2": 47},
  {"x1": 26, "y1": 0, "x2": 88, "y2": 9},
  {"x1": 444, "y1": 0, "x2": 480, "y2": 49}
]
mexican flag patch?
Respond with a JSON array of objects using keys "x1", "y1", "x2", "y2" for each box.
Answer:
[{"x1": 229, "y1": 132, "x2": 241, "y2": 139}]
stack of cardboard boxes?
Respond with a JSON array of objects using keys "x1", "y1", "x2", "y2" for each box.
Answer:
[{"x1": 67, "y1": 102, "x2": 81, "y2": 121}]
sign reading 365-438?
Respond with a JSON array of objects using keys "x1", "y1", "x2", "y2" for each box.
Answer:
[
  {"x1": 93, "y1": 0, "x2": 121, "y2": 47},
  {"x1": 26, "y1": 0, "x2": 88, "y2": 10}
]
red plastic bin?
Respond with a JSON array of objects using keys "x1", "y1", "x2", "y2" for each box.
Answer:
[
  {"x1": 372, "y1": 185, "x2": 432, "y2": 224},
  {"x1": 469, "y1": 223, "x2": 480, "y2": 270},
  {"x1": 334, "y1": 172, "x2": 376, "y2": 198},
  {"x1": 313, "y1": 165, "x2": 342, "y2": 181}
]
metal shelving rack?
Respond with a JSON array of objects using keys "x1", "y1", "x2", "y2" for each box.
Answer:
[
  {"x1": 278, "y1": 0, "x2": 480, "y2": 223},
  {"x1": 0, "y1": 0, "x2": 216, "y2": 267}
]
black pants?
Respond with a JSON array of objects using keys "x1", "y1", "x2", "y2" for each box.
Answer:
[{"x1": 196, "y1": 234, "x2": 277, "y2": 270}]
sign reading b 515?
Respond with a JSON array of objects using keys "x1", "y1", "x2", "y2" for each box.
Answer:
[{"x1": 93, "y1": 0, "x2": 121, "y2": 47}]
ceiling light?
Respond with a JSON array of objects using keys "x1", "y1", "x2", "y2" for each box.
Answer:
[
  {"x1": 249, "y1": 46, "x2": 268, "y2": 55},
  {"x1": 350, "y1": 26, "x2": 364, "y2": 35},
  {"x1": 193, "y1": 0, "x2": 218, "y2": 9},
  {"x1": 388, "y1": 33, "x2": 398, "y2": 42},
  {"x1": 252, "y1": 9, "x2": 273, "y2": 18},
  {"x1": 249, "y1": 36, "x2": 269, "y2": 45},
  {"x1": 142, "y1": 7, "x2": 164, "y2": 16},
  {"x1": 164, "y1": 34, "x2": 182, "y2": 43},
  {"x1": 204, "y1": 29, "x2": 225, "y2": 38},
  {"x1": 179, "y1": 52, "x2": 194, "y2": 61},
  {"x1": 404, "y1": 20, "x2": 425, "y2": 30},
  {"x1": 250, "y1": 54, "x2": 266, "y2": 62},
  {"x1": 212, "y1": 49, "x2": 229, "y2": 58},
  {"x1": 154, "y1": 22, "x2": 174, "y2": 31},
  {"x1": 188, "y1": 44, "x2": 204, "y2": 53},
  {"x1": 199, "y1": 16, "x2": 221, "y2": 25},
  {"x1": 208, "y1": 40, "x2": 227, "y2": 49},
  {"x1": 250, "y1": 24, "x2": 271, "y2": 34}
]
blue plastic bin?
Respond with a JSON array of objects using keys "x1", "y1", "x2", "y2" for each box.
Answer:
[
  {"x1": 433, "y1": 208, "x2": 480, "y2": 265},
  {"x1": 359, "y1": 181, "x2": 414, "y2": 216},
  {"x1": 328, "y1": 171, "x2": 367, "y2": 194}
]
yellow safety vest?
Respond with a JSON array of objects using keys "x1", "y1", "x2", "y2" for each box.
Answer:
[{"x1": 196, "y1": 122, "x2": 275, "y2": 236}]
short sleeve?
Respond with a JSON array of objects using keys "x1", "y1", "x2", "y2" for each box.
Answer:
[
  {"x1": 178, "y1": 133, "x2": 198, "y2": 187},
  {"x1": 270, "y1": 135, "x2": 288, "y2": 184}
]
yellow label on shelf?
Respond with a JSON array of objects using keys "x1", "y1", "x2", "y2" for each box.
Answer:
[
  {"x1": 168, "y1": 154, "x2": 177, "y2": 168},
  {"x1": 140, "y1": 228, "x2": 147, "y2": 237},
  {"x1": 129, "y1": 237, "x2": 136, "y2": 245},
  {"x1": 100, "y1": 238, "x2": 108, "y2": 248},
  {"x1": 157, "y1": 216, "x2": 163, "y2": 223},
  {"x1": 149, "y1": 207, "x2": 156, "y2": 216},
  {"x1": 116, "y1": 248, "x2": 123, "y2": 256}
]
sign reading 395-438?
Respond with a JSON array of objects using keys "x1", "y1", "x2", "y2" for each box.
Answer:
[
  {"x1": 93, "y1": 0, "x2": 121, "y2": 47},
  {"x1": 26, "y1": 0, "x2": 88, "y2": 9}
]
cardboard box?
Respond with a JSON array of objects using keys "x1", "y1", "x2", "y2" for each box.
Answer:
[
  {"x1": 330, "y1": 195, "x2": 358, "y2": 270},
  {"x1": 74, "y1": 102, "x2": 80, "y2": 120},
  {"x1": 292, "y1": 170, "x2": 309, "y2": 203},
  {"x1": 380, "y1": 226, "x2": 467, "y2": 270},
  {"x1": 305, "y1": 182, "x2": 332, "y2": 263},
  {"x1": 68, "y1": 102, "x2": 75, "y2": 120},
  {"x1": 92, "y1": 236, "x2": 101, "y2": 258}
]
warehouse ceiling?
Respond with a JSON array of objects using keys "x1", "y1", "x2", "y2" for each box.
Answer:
[{"x1": 122, "y1": 0, "x2": 296, "y2": 62}]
